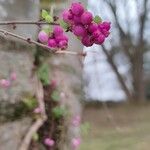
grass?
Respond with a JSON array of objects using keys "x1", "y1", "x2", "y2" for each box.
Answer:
[{"x1": 80, "y1": 102, "x2": 150, "y2": 150}]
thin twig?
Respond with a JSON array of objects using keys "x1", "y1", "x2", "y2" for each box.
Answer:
[
  {"x1": 0, "y1": 28, "x2": 85, "y2": 56},
  {"x1": 0, "y1": 21, "x2": 59, "y2": 26},
  {"x1": 19, "y1": 79, "x2": 47, "y2": 150}
]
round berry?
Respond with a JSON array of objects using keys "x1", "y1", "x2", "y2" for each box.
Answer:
[
  {"x1": 71, "y1": 2, "x2": 84, "y2": 16},
  {"x1": 62, "y1": 10, "x2": 73, "y2": 23},
  {"x1": 95, "y1": 34, "x2": 105, "y2": 44},
  {"x1": 88, "y1": 23, "x2": 98, "y2": 33},
  {"x1": 81, "y1": 11, "x2": 93, "y2": 25},
  {"x1": 44, "y1": 138, "x2": 55, "y2": 147},
  {"x1": 55, "y1": 34, "x2": 68, "y2": 43},
  {"x1": 73, "y1": 25, "x2": 87, "y2": 37},
  {"x1": 92, "y1": 30, "x2": 101, "y2": 39},
  {"x1": 59, "y1": 40, "x2": 68, "y2": 49},
  {"x1": 82, "y1": 36, "x2": 94, "y2": 47},
  {"x1": 101, "y1": 29, "x2": 110, "y2": 37},
  {"x1": 53, "y1": 26, "x2": 63, "y2": 36},
  {"x1": 73, "y1": 16, "x2": 81, "y2": 24},
  {"x1": 38, "y1": 31, "x2": 48, "y2": 43},
  {"x1": 48, "y1": 39, "x2": 57, "y2": 48},
  {"x1": 99, "y1": 22, "x2": 111, "y2": 31}
]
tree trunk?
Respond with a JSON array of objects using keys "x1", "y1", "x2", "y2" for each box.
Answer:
[{"x1": 131, "y1": 46, "x2": 145, "y2": 102}]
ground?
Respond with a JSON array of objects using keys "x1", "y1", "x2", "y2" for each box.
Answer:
[{"x1": 80, "y1": 102, "x2": 150, "y2": 150}]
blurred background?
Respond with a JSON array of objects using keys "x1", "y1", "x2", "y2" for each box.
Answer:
[{"x1": 0, "y1": 0, "x2": 150, "y2": 150}]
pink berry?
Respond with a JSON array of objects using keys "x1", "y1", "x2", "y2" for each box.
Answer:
[
  {"x1": 72, "y1": 138, "x2": 81, "y2": 149},
  {"x1": 38, "y1": 31, "x2": 48, "y2": 43},
  {"x1": 71, "y1": 2, "x2": 84, "y2": 16},
  {"x1": 72, "y1": 115, "x2": 81, "y2": 126},
  {"x1": 62, "y1": 10, "x2": 73, "y2": 23},
  {"x1": 73, "y1": 25, "x2": 87, "y2": 37},
  {"x1": 59, "y1": 40, "x2": 68, "y2": 49},
  {"x1": 82, "y1": 36, "x2": 94, "y2": 47},
  {"x1": 55, "y1": 34, "x2": 68, "y2": 43},
  {"x1": 81, "y1": 11, "x2": 93, "y2": 25},
  {"x1": 48, "y1": 39, "x2": 57, "y2": 48},
  {"x1": 44, "y1": 138, "x2": 55, "y2": 147},
  {"x1": 88, "y1": 23, "x2": 98, "y2": 33},
  {"x1": 92, "y1": 30, "x2": 101, "y2": 39},
  {"x1": 51, "y1": 79, "x2": 58, "y2": 88},
  {"x1": 0, "y1": 79, "x2": 10, "y2": 88},
  {"x1": 99, "y1": 22, "x2": 111, "y2": 31},
  {"x1": 95, "y1": 34, "x2": 105, "y2": 44},
  {"x1": 73, "y1": 16, "x2": 81, "y2": 24},
  {"x1": 34, "y1": 107, "x2": 42, "y2": 113},
  {"x1": 10, "y1": 72, "x2": 17, "y2": 81},
  {"x1": 101, "y1": 29, "x2": 110, "y2": 37},
  {"x1": 53, "y1": 26, "x2": 63, "y2": 36}
]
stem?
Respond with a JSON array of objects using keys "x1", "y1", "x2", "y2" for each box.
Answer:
[
  {"x1": 19, "y1": 79, "x2": 47, "y2": 150},
  {"x1": 0, "y1": 28, "x2": 84, "y2": 56},
  {"x1": 0, "y1": 21, "x2": 59, "y2": 26}
]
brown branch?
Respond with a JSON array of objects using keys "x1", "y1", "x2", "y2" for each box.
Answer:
[
  {"x1": 105, "y1": 0, "x2": 133, "y2": 61},
  {"x1": 0, "y1": 21, "x2": 59, "y2": 26},
  {"x1": 19, "y1": 79, "x2": 47, "y2": 150},
  {"x1": 105, "y1": 0, "x2": 126, "y2": 38},
  {"x1": 101, "y1": 45, "x2": 132, "y2": 100},
  {"x1": 0, "y1": 28, "x2": 84, "y2": 56},
  {"x1": 139, "y1": 0, "x2": 148, "y2": 43}
]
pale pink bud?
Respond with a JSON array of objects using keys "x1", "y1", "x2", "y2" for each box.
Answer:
[
  {"x1": 72, "y1": 115, "x2": 81, "y2": 126},
  {"x1": 10, "y1": 72, "x2": 17, "y2": 81},
  {"x1": 38, "y1": 31, "x2": 49, "y2": 43},
  {"x1": 0, "y1": 79, "x2": 10, "y2": 88},
  {"x1": 72, "y1": 138, "x2": 81, "y2": 150},
  {"x1": 34, "y1": 107, "x2": 42, "y2": 113},
  {"x1": 44, "y1": 138, "x2": 55, "y2": 147}
]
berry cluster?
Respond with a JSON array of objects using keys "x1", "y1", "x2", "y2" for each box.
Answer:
[
  {"x1": 62, "y1": 2, "x2": 111, "y2": 47},
  {"x1": 38, "y1": 26, "x2": 68, "y2": 50}
]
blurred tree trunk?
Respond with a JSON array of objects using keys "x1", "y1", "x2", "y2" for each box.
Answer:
[
  {"x1": 0, "y1": 0, "x2": 40, "y2": 150},
  {"x1": 131, "y1": 45, "x2": 145, "y2": 101}
]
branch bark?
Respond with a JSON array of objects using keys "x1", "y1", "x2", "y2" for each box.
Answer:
[
  {"x1": 0, "y1": 21, "x2": 59, "y2": 26},
  {"x1": 19, "y1": 79, "x2": 47, "y2": 150},
  {"x1": 0, "y1": 28, "x2": 84, "y2": 56},
  {"x1": 101, "y1": 45, "x2": 132, "y2": 100}
]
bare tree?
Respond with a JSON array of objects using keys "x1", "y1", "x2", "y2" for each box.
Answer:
[{"x1": 100, "y1": 0, "x2": 150, "y2": 101}]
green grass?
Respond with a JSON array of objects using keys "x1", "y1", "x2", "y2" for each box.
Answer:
[{"x1": 80, "y1": 103, "x2": 150, "y2": 150}]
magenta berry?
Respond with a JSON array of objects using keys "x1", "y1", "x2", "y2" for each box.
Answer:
[
  {"x1": 48, "y1": 39, "x2": 57, "y2": 48},
  {"x1": 73, "y1": 25, "x2": 87, "y2": 37},
  {"x1": 101, "y1": 29, "x2": 110, "y2": 37},
  {"x1": 62, "y1": 10, "x2": 73, "y2": 23},
  {"x1": 88, "y1": 23, "x2": 98, "y2": 33},
  {"x1": 81, "y1": 11, "x2": 93, "y2": 25},
  {"x1": 92, "y1": 30, "x2": 101, "y2": 39},
  {"x1": 82, "y1": 36, "x2": 94, "y2": 47},
  {"x1": 71, "y1": 2, "x2": 84, "y2": 16},
  {"x1": 55, "y1": 34, "x2": 68, "y2": 43},
  {"x1": 59, "y1": 40, "x2": 68, "y2": 49},
  {"x1": 95, "y1": 34, "x2": 105, "y2": 44},
  {"x1": 73, "y1": 16, "x2": 81, "y2": 24},
  {"x1": 53, "y1": 26, "x2": 63, "y2": 36},
  {"x1": 99, "y1": 21, "x2": 111, "y2": 31},
  {"x1": 38, "y1": 31, "x2": 48, "y2": 43}
]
